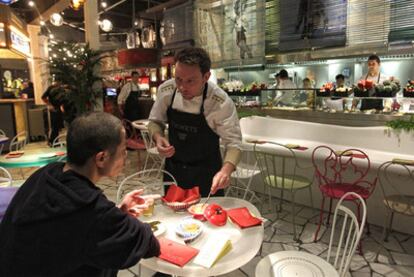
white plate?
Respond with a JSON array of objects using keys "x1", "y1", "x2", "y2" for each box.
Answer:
[
  {"x1": 37, "y1": 153, "x2": 57, "y2": 159},
  {"x1": 146, "y1": 221, "x2": 166, "y2": 237}
]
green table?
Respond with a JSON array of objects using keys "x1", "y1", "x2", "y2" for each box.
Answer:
[{"x1": 0, "y1": 148, "x2": 66, "y2": 168}]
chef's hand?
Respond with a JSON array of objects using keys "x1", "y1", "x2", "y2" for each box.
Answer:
[
  {"x1": 154, "y1": 134, "x2": 175, "y2": 158},
  {"x1": 210, "y1": 162, "x2": 235, "y2": 195}
]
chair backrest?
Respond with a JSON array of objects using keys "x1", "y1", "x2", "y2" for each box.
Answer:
[
  {"x1": 140, "y1": 129, "x2": 155, "y2": 150},
  {"x1": 377, "y1": 161, "x2": 414, "y2": 215},
  {"x1": 312, "y1": 145, "x2": 373, "y2": 188},
  {"x1": 52, "y1": 133, "x2": 67, "y2": 148},
  {"x1": 0, "y1": 167, "x2": 12, "y2": 187},
  {"x1": 234, "y1": 144, "x2": 260, "y2": 178},
  {"x1": 326, "y1": 191, "x2": 367, "y2": 277},
  {"x1": 116, "y1": 169, "x2": 177, "y2": 204},
  {"x1": 253, "y1": 141, "x2": 301, "y2": 189},
  {"x1": 9, "y1": 131, "x2": 28, "y2": 152}
]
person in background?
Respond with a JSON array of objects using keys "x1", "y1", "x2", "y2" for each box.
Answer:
[
  {"x1": 42, "y1": 81, "x2": 64, "y2": 146},
  {"x1": 118, "y1": 71, "x2": 141, "y2": 121},
  {"x1": 335, "y1": 74, "x2": 346, "y2": 89},
  {"x1": 302, "y1": 77, "x2": 315, "y2": 108},
  {"x1": 20, "y1": 81, "x2": 34, "y2": 99},
  {"x1": 274, "y1": 69, "x2": 297, "y2": 106},
  {"x1": 358, "y1": 55, "x2": 388, "y2": 111},
  {"x1": 148, "y1": 47, "x2": 242, "y2": 197},
  {"x1": 0, "y1": 112, "x2": 160, "y2": 277},
  {"x1": 270, "y1": 73, "x2": 280, "y2": 89}
]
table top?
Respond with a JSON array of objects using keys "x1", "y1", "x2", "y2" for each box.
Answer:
[
  {"x1": 140, "y1": 197, "x2": 264, "y2": 276},
  {"x1": 255, "y1": 251, "x2": 339, "y2": 277},
  {"x1": 0, "y1": 147, "x2": 66, "y2": 168}
]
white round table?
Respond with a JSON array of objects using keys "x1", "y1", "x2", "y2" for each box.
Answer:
[
  {"x1": 140, "y1": 197, "x2": 264, "y2": 276},
  {"x1": 255, "y1": 251, "x2": 339, "y2": 277}
]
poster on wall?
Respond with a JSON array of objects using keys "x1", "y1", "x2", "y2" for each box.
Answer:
[
  {"x1": 194, "y1": 0, "x2": 265, "y2": 67},
  {"x1": 279, "y1": 0, "x2": 347, "y2": 51}
]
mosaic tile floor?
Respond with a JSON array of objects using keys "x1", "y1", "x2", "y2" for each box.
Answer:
[{"x1": 7, "y1": 143, "x2": 414, "y2": 277}]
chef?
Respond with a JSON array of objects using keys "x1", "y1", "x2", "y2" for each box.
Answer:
[
  {"x1": 118, "y1": 71, "x2": 142, "y2": 121},
  {"x1": 359, "y1": 55, "x2": 388, "y2": 111},
  {"x1": 148, "y1": 47, "x2": 242, "y2": 197}
]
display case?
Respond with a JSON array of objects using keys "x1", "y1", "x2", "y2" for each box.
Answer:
[{"x1": 229, "y1": 88, "x2": 414, "y2": 126}]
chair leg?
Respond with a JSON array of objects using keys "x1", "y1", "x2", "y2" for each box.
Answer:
[
  {"x1": 267, "y1": 186, "x2": 273, "y2": 213},
  {"x1": 278, "y1": 188, "x2": 284, "y2": 213},
  {"x1": 385, "y1": 211, "x2": 395, "y2": 242},
  {"x1": 363, "y1": 199, "x2": 371, "y2": 235},
  {"x1": 291, "y1": 191, "x2": 299, "y2": 242},
  {"x1": 326, "y1": 198, "x2": 333, "y2": 226},
  {"x1": 308, "y1": 186, "x2": 314, "y2": 209},
  {"x1": 314, "y1": 196, "x2": 326, "y2": 242}
]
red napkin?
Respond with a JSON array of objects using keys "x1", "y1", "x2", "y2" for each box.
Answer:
[
  {"x1": 5, "y1": 151, "x2": 24, "y2": 159},
  {"x1": 158, "y1": 237, "x2": 199, "y2": 267},
  {"x1": 295, "y1": 146, "x2": 308, "y2": 151},
  {"x1": 227, "y1": 207, "x2": 262, "y2": 229},
  {"x1": 351, "y1": 154, "x2": 366, "y2": 159},
  {"x1": 55, "y1": 151, "x2": 66, "y2": 156},
  {"x1": 162, "y1": 185, "x2": 200, "y2": 203}
]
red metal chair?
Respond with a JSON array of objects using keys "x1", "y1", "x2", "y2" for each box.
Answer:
[
  {"x1": 122, "y1": 119, "x2": 146, "y2": 170},
  {"x1": 312, "y1": 145, "x2": 377, "y2": 245}
]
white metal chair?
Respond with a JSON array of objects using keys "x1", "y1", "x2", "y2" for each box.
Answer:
[
  {"x1": 52, "y1": 133, "x2": 67, "y2": 148},
  {"x1": 254, "y1": 141, "x2": 313, "y2": 241},
  {"x1": 116, "y1": 169, "x2": 177, "y2": 204},
  {"x1": 225, "y1": 144, "x2": 261, "y2": 204},
  {"x1": 255, "y1": 191, "x2": 367, "y2": 277},
  {"x1": 375, "y1": 161, "x2": 414, "y2": 263},
  {"x1": 9, "y1": 131, "x2": 28, "y2": 152},
  {"x1": 0, "y1": 129, "x2": 6, "y2": 154},
  {"x1": 140, "y1": 129, "x2": 165, "y2": 171},
  {"x1": 0, "y1": 167, "x2": 12, "y2": 187}
]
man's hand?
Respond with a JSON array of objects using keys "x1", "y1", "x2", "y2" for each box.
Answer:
[
  {"x1": 118, "y1": 189, "x2": 161, "y2": 217},
  {"x1": 154, "y1": 133, "x2": 175, "y2": 158},
  {"x1": 210, "y1": 162, "x2": 235, "y2": 195}
]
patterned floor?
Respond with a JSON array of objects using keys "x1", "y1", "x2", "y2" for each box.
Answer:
[{"x1": 7, "y1": 143, "x2": 414, "y2": 277}]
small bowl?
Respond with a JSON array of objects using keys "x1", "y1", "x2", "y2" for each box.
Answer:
[{"x1": 187, "y1": 203, "x2": 208, "y2": 220}]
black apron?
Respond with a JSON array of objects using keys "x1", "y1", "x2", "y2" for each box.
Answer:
[
  {"x1": 124, "y1": 84, "x2": 141, "y2": 121},
  {"x1": 165, "y1": 84, "x2": 223, "y2": 197},
  {"x1": 360, "y1": 73, "x2": 383, "y2": 111}
]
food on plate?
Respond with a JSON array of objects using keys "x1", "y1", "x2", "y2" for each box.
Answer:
[
  {"x1": 183, "y1": 223, "x2": 200, "y2": 233},
  {"x1": 148, "y1": 220, "x2": 161, "y2": 232}
]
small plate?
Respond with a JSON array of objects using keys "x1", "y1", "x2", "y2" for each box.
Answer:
[
  {"x1": 146, "y1": 220, "x2": 166, "y2": 237},
  {"x1": 175, "y1": 217, "x2": 203, "y2": 243}
]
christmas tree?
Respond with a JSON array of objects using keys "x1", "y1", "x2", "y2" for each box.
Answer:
[{"x1": 48, "y1": 41, "x2": 106, "y2": 121}]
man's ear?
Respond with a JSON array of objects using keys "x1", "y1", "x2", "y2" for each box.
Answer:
[
  {"x1": 203, "y1": 71, "x2": 211, "y2": 83},
  {"x1": 95, "y1": 151, "x2": 107, "y2": 168}
]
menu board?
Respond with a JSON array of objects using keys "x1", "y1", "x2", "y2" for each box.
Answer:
[
  {"x1": 279, "y1": 0, "x2": 347, "y2": 51},
  {"x1": 9, "y1": 26, "x2": 31, "y2": 57}
]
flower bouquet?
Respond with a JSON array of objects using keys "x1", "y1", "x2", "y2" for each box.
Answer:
[
  {"x1": 353, "y1": 80, "x2": 374, "y2": 97},
  {"x1": 403, "y1": 80, "x2": 414, "y2": 98},
  {"x1": 375, "y1": 77, "x2": 401, "y2": 98},
  {"x1": 317, "y1": 82, "x2": 334, "y2": 97}
]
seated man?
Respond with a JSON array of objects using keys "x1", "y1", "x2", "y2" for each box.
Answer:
[{"x1": 0, "y1": 112, "x2": 160, "y2": 277}]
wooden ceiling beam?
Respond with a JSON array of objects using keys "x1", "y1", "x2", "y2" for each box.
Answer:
[{"x1": 30, "y1": 0, "x2": 71, "y2": 25}]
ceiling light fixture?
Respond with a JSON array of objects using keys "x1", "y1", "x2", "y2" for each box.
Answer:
[
  {"x1": 99, "y1": 19, "x2": 113, "y2": 32},
  {"x1": 28, "y1": 1, "x2": 35, "y2": 7},
  {"x1": 50, "y1": 13, "x2": 64, "y2": 26},
  {"x1": 101, "y1": 1, "x2": 108, "y2": 8}
]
